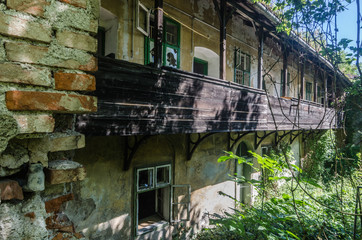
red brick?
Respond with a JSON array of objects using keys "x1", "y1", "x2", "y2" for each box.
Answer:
[
  {"x1": 74, "y1": 233, "x2": 84, "y2": 239},
  {"x1": 0, "y1": 12, "x2": 51, "y2": 42},
  {"x1": 51, "y1": 233, "x2": 63, "y2": 240},
  {"x1": 0, "y1": 179, "x2": 24, "y2": 201},
  {"x1": 6, "y1": 91, "x2": 97, "y2": 113},
  {"x1": 5, "y1": 42, "x2": 98, "y2": 72},
  {"x1": 0, "y1": 63, "x2": 52, "y2": 87},
  {"x1": 45, "y1": 194, "x2": 74, "y2": 213},
  {"x1": 46, "y1": 213, "x2": 73, "y2": 229},
  {"x1": 24, "y1": 212, "x2": 36, "y2": 220},
  {"x1": 56, "y1": 30, "x2": 97, "y2": 53},
  {"x1": 59, "y1": 0, "x2": 87, "y2": 9},
  {"x1": 45, "y1": 167, "x2": 86, "y2": 185},
  {"x1": 55, "y1": 72, "x2": 96, "y2": 91},
  {"x1": 7, "y1": 0, "x2": 50, "y2": 17}
]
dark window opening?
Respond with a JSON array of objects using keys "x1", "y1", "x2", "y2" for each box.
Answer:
[{"x1": 193, "y1": 58, "x2": 208, "y2": 75}]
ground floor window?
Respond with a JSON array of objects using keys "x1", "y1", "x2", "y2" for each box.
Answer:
[
  {"x1": 134, "y1": 164, "x2": 190, "y2": 236},
  {"x1": 306, "y1": 82, "x2": 313, "y2": 101}
]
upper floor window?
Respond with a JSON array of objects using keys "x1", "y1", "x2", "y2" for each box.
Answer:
[
  {"x1": 193, "y1": 57, "x2": 208, "y2": 75},
  {"x1": 234, "y1": 49, "x2": 251, "y2": 86},
  {"x1": 145, "y1": 16, "x2": 180, "y2": 68},
  {"x1": 280, "y1": 70, "x2": 291, "y2": 97},
  {"x1": 306, "y1": 82, "x2": 312, "y2": 101}
]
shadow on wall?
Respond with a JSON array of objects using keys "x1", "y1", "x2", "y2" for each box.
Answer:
[{"x1": 76, "y1": 58, "x2": 264, "y2": 136}]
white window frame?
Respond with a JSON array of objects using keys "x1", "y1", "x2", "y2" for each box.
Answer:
[{"x1": 136, "y1": 0, "x2": 151, "y2": 36}]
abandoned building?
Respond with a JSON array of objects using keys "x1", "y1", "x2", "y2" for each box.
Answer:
[{"x1": 0, "y1": 0, "x2": 351, "y2": 239}]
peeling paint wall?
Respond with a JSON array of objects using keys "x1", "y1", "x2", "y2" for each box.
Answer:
[{"x1": 69, "y1": 132, "x2": 303, "y2": 239}]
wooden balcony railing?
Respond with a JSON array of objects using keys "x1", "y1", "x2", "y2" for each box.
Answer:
[{"x1": 76, "y1": 57, "x2": 339, "y2": 136}]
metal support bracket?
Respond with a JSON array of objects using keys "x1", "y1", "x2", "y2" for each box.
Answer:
[
  {"x1": 275, "y1": 130, "x2": 299, "y2": 146},
  {"x1": 289, "y1": 130, "x2": 303, "y2": 144},
  {"x1": 228, "y1": 131, "x2": 252, "y2": 151},
  {"x1": 254, "y1": 131, "x2": 276, "y2": 149},
  {"x1": 124, "y1": 135, "x2": 152, "y2": 171},
  {"x1": 186, "y1": 133, "x2": 216, "y2": 160}
]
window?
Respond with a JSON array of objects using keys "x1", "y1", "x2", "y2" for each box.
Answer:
[
  {"x1": 261, "y1": 145, "x2": 273, "y2": 156},
  {"x1": 193, "y1": 58, "x2": 208, "y2": 75},
  {"x1": 306, "y1": 82, "x2": 312, "y2": 101},
  {"x1": 135, "y1": 164, "x2": 190, "y2": 236},
  {"x1": 234, "y1": 49, "x2": 251, "y2": 86},
  {"x1": 236, "y1": 142, "x2": 253, "y2": 204},
  {"x1": 145, "y1": 16, "x2": 180, "y2": 68},
  {"x1": 280, "y1": 70, "x2": 291, "y2": 97},
  {"x1": 136, "y1": 0, "x2": 150, "y2": 36},
  {"x1": 317, "y1": 85, "x2": 324, "y2": 104}
]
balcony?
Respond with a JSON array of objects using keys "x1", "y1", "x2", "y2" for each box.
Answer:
[{"x1": 76, "y1": 57, "x2": 338, "y2": 136}]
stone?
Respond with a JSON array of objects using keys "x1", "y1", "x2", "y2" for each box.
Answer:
[
  {"x1": 0, "y1": 193, "x2": 47, "y2": 239},
  {"x1": 14, "y1": 114, "x2": 55, "y2": 134},
  {"x1": 46, "y1": 1, "x2": 98, "y2": 33},
  {"x1": 0, "y1": 63, "x2": 52, "y2": 87},
  {"x1": 0, "y1": 12, "x2": 51, "y2": 42},
  {"x1": 0, "y1": 115, "x2": 18, "y2": 154},
  {"x1": 5, "y1": 42, "x2": 98, "y2": 71},
  {"x1": 23, "y1": 163, "x2": 45, "y2": 192},
  {"x1": 59, "y1": 0, "x2": 87, "y2": 9},
  {"x1": 7, "y1": 0, "x2": 50, "y2": 17},
  {"x1": 47, "y1": 134, "x2": 85, "y2": 152},
  {"x1": 57, "y1": 30, "x2": 97, "y2": 53},
  {"x1": 0, "y1": 166, "x2": 22, "y2": 177},
  {"x1": 55, "y1": 72, "x2": 96, "y2": 91},
  {"x1": 45, "y1": 160, "x2": 86, "y2": 184},
  {"x1": 45, "y1": 193, "x2": 74, "y2": 213},
  {"x1": 0, "y1": 142, "x2": 29, "y2": 169},
  {"x1": 0, "y1": 179, "x2": 24, "y2": 200},
  {"x1": 6, "y1": 91, "x2": 97, "y2": 113},
  {"x1": 0, "y1": 39, "x2": 5, "y2": 61}
]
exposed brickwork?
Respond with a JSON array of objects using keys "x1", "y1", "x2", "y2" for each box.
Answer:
[
  {"x1": 55, "y1": 72, "x2": 96, "y2": 91},
  {"x1": 24, "y1": 212, "x2": 36, "y2": 220},
  {"x1": 7, "y1": 0, "x2": 50, "y2": 17},
  {"x1": 45, "y1": 167, "x2": 86, "y2": 184},
  {"x1": 45, "y1": 194, "x2": 74, "y2": 213},
  {"x1": 46, "y1": 213, "x2": 74, "y2": 230},
  {"x1": 14, "y1": 114, "x2": 55, "y2": 134},
  {"x1": 0, "y1": 12, "x2": 51, "y2": 42},
  {"x1": 59, "y1": 0, "x2": 87, "y2": 9},
  {"x1": 56, "y1": 30, "x2": 97, "y2": 53},
  {"x1": 0, "y1": 63, "x2": 52, "y2": 87},
  {"x1": 0, "y1": 179, "x2": 24, "y2": 200},
  {"x1": 47, "y1": 134, "x2": 85, "y2": 152},
  {"x1": 6, "y1": 91, "x2": 97, "y2": 113},
  {"x1": 5, "y1": 42, "x2": 98, "y2": 71}
]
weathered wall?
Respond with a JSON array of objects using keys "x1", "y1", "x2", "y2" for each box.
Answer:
[
  {"x1": 0, "y1": 0, "x2": 99, "y2": 239},
  {"x1": 66, "y1": 131, "x2": 303, "y2": 240},
  {"x1": 101, "y1": 0, "x2": 326, "y2": 102}
]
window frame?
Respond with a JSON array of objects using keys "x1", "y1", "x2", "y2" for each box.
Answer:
[
  {"x1": 306, "y1": 82, "x2": 313, "y2": 101},
  {"x1": 234, "y1": 49, "x2": 251, "y2": 86},
  {"x1": 134, "y1": 163, "x2": 190, "y2": 236},
  {"x1": 145, "y1": 16, "x2": 180, "y2": 68},
  {"x1": 193, "y1": 57, "x2": 208, "y2": 75}
]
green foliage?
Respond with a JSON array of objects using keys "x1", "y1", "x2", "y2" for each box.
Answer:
[{"x1": 195, "y1": 147, "x2": 361, "y2": 240}]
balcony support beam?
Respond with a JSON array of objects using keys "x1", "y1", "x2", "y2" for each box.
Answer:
[
  {"x1": 257, "y1": 27, "x2": 264, "y2": 89},
  {"x1": 154, "y1": 0, "x2": 163, "y2": 68}
]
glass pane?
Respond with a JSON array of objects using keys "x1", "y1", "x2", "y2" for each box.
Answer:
[
  {"x1": 245, "y1": 55, "x2": 250, "y2": 71},
  {"x1": 138, "y1": 168, "x2": 154, "y2": 191},
  {"x1": 235, "y1": 69, "x2": 243, "y2": 84},
  {"x1": 165, "y1": 21, "x2": 178, "y2": 46},
  {"x1": 156, "y1": 165, "x2": 170, "y2": 186},
  {"x1": 165, "y1": 46, "x2": 178, "y2": 68},
  {"x1": 149, "y1": 40, "x2": 154, "y2": 63}
]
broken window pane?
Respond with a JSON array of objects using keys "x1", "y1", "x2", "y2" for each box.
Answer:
[{"x1": 138, "y1": 168, "x2": 154, "y2": 191}]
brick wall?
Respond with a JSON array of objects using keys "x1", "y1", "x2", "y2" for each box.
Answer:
[{"x1": 0, "y1": 0, "x2": 99, "y2": 239}]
